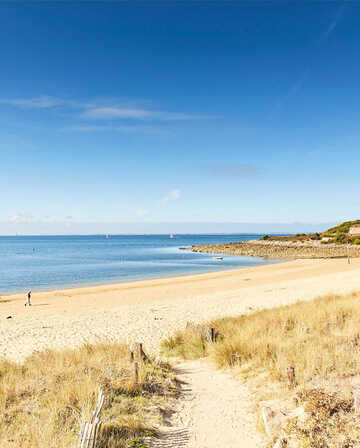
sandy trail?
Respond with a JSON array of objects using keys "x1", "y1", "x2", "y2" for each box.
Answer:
[{"x1": 150, "y1": 359, "x2": 262, "y2": 448}]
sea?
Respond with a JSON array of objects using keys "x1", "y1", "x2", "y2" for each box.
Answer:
[{"x1": 0, "y1": 234, "x2": 279, "y2": 294}]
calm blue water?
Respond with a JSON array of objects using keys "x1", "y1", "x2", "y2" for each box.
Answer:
[{"x1": 0, "y1": 234, "x2": 278, "y2": 294}]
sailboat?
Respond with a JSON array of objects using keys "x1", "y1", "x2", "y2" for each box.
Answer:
[{"x1": 170, "y1": 233, "x2": 174, "y2": 239}]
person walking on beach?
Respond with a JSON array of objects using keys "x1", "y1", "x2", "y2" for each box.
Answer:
[{"x1": 25, "y1": 290, "x2": 32, "y2": 307}]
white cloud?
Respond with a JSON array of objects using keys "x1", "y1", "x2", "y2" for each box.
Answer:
[{"x1": 163, "y1": 189, "x2": 181, "y2": 203}]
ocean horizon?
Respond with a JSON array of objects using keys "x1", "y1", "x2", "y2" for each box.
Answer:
[{"x1": 0, "y1": 234, "x2": 280, "y2": 294}]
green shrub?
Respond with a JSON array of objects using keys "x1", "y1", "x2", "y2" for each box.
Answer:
[{"x1": 334, "y1": 233, "x2": 349, "y2": 244}]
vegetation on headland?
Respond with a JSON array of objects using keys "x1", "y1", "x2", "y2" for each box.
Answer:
[
  {"x1": 0, "y1": 342, "x2": 178, "y2": 447},
  {"x1": 262, "y1": 219, "x2": 360, "y2": 245},
  {"x1": 161, "y1": 291, "x2": 360, "y2": 447}
]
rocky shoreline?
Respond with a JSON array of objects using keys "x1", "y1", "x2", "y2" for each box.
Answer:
[{"x1": 189, "y1": 239, "x2": 360, "y2": 259}]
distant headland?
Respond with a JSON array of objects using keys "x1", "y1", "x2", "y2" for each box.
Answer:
[{"x1": 189, "y1": 220, "x2": 360, "y2": 259}]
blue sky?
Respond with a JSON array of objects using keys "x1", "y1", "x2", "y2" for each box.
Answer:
[{"x1": 0, "y1": 1, "x2": 359, "y2": 233}]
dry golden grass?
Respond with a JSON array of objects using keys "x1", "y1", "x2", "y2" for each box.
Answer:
[
  {"x1": 161, "y1": 291, "x2": 360, "y2": 447},
  {"x1": 162, "y1": 291, "x2": 360, "y2": 382},
  {"x1": 0, "y1": 342, "x2": 178, "y2": 448}
]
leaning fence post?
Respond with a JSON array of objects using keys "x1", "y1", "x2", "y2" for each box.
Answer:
[
  {"x1": 354, "y1": 389, "x2": 360, "y2": 414},
  {"x1": 129, "y1": 343, "x2": 135, "y2": 362},
  {"x1": 77, "y1": 422, "x2": 87, "y2": 448},
  {"x1": 133, "y1": 361, "x2": 139, "y2": 387},
  {"x1": 287, "y1": 366, "x2": 296, "y2": 388},
  {"x1": 135, "y1": 342, "x2": 147, "y2": 361},
  {"x1": 137, "y1": 343, "x2": 143, "y2": 360},
  {"x1": 77, "y1": 389, "x2": 104, "y2": 448}
]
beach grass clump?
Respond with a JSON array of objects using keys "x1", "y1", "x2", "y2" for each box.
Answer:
[
  {"x1": 0, "y1": 342, "x2": 178, "y2": 447},
  {"x1": 161, "y1": 326, "x2": 207, "y2": 360}
]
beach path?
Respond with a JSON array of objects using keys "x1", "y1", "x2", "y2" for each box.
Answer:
[{"x1": 150, "y1": 358, "x2": 261, "y2": 448}]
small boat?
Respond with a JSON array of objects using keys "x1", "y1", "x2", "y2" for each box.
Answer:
[
  {"x1": 212, "y1": 256, "x2": 223, "y2": 261},
  {"x1": 170, "y1": 233, "x2": 174, "y2": 238}
]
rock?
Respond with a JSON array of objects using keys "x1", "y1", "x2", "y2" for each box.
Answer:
[
  {"x1": 262, "y1": 405, "x2": 307, "y2": 441},
  {"x1": 187, "y1": 240, "x2": 360, "y2": 260},
  {"x1": 262, "y1": 406, "x2": 288, "y2": 438}
]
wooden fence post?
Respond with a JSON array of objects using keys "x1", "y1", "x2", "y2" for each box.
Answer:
[
  {"x1": 135, "y1": 342, "x2": 147, "y2": 362},
  {"x1": 77, "y1": 388, "x2": 104, "y2": 448},
  {"x1": 129, "y1": 344, "x2": 135, "y2": 362},
  {"x1": 286, "y1": 366, "x2": 296, "y2": 388},
  {"x1": 210, "y1": 327, "x2": 215, "y2": 343},
  {"x1": 133, "y1": 361, "x2": 139, "y2": 387},
  {"x1": 354, "y1": 389, "x2": 360, "y2": 414},
  {"x1": 137, "y1": 343, "x2": 143, "y2": 360}
]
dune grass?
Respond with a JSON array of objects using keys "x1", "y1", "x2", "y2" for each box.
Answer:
[
  {"x1": 161, "y1": 291, "x2": 360, "y2": 446},
  {"x1": 0, "y1": 342, "x2": 178, "y2": 448},
  {"x1": 162, "y1": 291, "x2": 360, "y2": 382}
]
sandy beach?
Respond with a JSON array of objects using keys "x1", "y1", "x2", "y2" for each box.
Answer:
[{"x1": 1, "y1": 258, "x2": 360, "y2": 362}]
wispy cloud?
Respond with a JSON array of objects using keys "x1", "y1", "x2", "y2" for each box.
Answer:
[
  {"x1": 0, "y1": 96, "x2": 215, "y2": 123},
  {"x1": 270, "y1": 69, "x2": 309, "y2": 117},
  {"x1": 163, "y1": 189, "x2": 181, "y2": 203},
  {"x1": 159, "y1": 112, "x2": 216, "y2": 121},
  {"x1": 319, "y1": 3, "x2": 346, "y2": 43},
  {"x1": 270, "y1": 5, "x2": 346, "y2": 118},
  {"x1": 84, "y1": 107, "x2": 152, "y2": 119},
  {"x1": 0, "y1": 96, "x2": 63, "y2": 109},
  {"x1": 205, "y1": 163, "x2": 260, "y2": 178},
  {"x1": 84, "y1": 107, "x2": 215, "y2": 121},
  {"x1": 63, "y1": 124, "x2": 168, "y2": 134},
  {"x1": 8, "y1": 213, "x2": 34, "y2": 224},
  {"x1": 0, "y1": 96, "x2": 91, "y2": 109}
]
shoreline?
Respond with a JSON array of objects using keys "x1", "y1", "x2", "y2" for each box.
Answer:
[
  {"x1": 0, "y1": 256, "x2": 281, "y2": 297},
  {"x1": 1, "y1": 258, "x2": 360, "y2": 362},
  {"x1": 2, "y1": 258, "x2": 285, "y2": 301}
]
